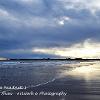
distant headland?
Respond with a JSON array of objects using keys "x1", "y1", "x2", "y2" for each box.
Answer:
[{"x1": 0, "y1": 58, "x2": 100, "y2": 61}]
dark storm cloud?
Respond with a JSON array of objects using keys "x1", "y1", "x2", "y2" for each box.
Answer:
[{"x1": 0, "y1": 0, "x2": 100, "y2": 58}]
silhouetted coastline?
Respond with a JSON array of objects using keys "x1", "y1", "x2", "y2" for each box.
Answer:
[{"x1": 1, "y1": 58, "x2": 100, "y2": 61}]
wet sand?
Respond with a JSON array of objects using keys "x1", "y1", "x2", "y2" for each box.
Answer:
[{"x1": 0, "y1": 61, "x2": 100, "y2": 100}]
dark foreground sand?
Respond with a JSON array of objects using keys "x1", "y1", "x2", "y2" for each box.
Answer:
[{"x1": 0, "y1": 61, "x2": 100, "y2": 100}]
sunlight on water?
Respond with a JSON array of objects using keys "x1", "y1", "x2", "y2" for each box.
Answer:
[
  {"x1": 60, "y1": 62, "x2": 100, "y2": 81},
  {"x1": 70, "y1": 65, "x2": 97, "y2": 74},
  {"x1": 0, "y1": 61, "x2": 100, "y2": 90}
]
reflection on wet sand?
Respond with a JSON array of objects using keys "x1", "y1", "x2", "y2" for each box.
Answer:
[
  {"x1": 60, "y1": 61, "x2": 100, "y2": 80},
  {"x1": 0, "y1": 61, "x2": 100, "y2": 100}
]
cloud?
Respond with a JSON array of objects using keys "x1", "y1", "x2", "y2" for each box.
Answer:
[
  {"x1": 0, "y1": 9, "x2": 9, "y2": 16},
  {"x1": 56, "y1": 16, "x2": 71, "y2": 26},
  {"x1": 57, "y1": 0, "x2": 100, "y2": 14},
  {"x1": 0, "y1": 8, "x2": 17, "y2": 21},
  {"x1": 18, "y1": 0, "x2": 33, "y2": 3},
  {"x1": 0, "y1": 0, "x2": 100, "y2": 58},
  {"x1": 32, "y1": 39, "x2": 100, "y2": 58}
]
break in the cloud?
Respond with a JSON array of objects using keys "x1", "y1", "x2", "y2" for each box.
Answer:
[
  {"x1": 32, "y1": 39, "x2": 100, "y2": 58},
  {"x1": 0, "y1": 0, "x2": 100, "y2": 58}
]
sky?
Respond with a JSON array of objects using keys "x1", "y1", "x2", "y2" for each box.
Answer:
[{"x1": 0, "y1": 0, "x2": 100, "y2": 59}]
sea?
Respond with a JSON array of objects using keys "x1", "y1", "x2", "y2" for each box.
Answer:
[{"x1": 0, "y1": 60, "x2": 100, "y2": 100}]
